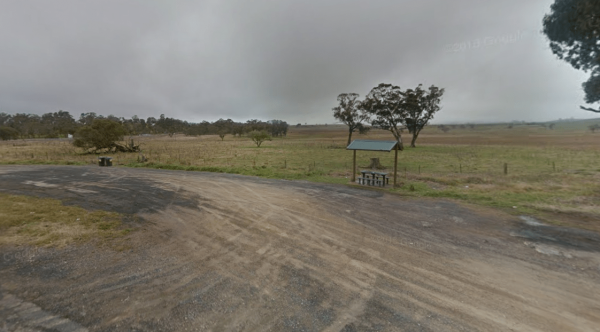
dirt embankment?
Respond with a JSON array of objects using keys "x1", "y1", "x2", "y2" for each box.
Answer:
[{"x1": 1, "y1": 165, "x2": 599, "y2": 331}]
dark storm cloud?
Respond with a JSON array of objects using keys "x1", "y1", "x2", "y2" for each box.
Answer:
[{"x1": 0, "y1": 0, "x2": 592, "y2": 124}]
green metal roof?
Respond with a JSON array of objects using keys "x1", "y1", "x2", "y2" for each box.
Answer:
[{"x1": 346, "y1": 140, "x2": 399, "y2": 152}]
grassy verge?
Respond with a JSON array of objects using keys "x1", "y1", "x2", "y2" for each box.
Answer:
[
  {"x1": 123, "y1": 161, "x2": 349, "y2": 184},
  {"x1": 0, "y1": 160, "x2": 86, "y2": 166},
  {"x1": 0, "y1": 193, "x2": 134, "y2": 248},
  {"x1": 388, "y1": 172, "x2": 600, "y2": 230},
  {"x1": 1, "y1": 124, "x2": 599, "y2": 231}
]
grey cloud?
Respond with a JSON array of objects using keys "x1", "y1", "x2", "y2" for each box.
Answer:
[{"x1": 0, "y1": 0, "x2": 593, "y2": 124}]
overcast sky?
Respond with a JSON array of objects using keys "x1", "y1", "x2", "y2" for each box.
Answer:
[{"x1": 0, "y1": 0, "x2": 595, "y2": 124}]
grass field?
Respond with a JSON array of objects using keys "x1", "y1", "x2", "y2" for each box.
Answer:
[{"x1": 1, "y1": 119, "x2": 599, "y2": 232}]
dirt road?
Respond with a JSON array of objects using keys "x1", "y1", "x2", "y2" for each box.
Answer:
[{"x1": 1, "y1": 165, "x2": 599, "y2": 331}]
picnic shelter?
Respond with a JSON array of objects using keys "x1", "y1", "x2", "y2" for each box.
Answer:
[{"x1": 346, "y1": 139, "x2": 401, "y2": 187}]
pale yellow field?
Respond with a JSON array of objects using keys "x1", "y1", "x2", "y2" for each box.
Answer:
[{"x1": 1, "y1": 121, "x2": 599, "y2": 231}]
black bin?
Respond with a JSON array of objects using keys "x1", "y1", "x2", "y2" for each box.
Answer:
[
  {"x1": 105, "y1": 157, "x2": 113, "y2": 166},
  {"x1": 98, "y1": 156, "x2": 106, "y2": 167}
]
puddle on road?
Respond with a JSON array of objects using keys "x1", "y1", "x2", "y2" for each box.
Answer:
[{"x1": 519, "y1": 215, "x2": 545, "y2": 226}]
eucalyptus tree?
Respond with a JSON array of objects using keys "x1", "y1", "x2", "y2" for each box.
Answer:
[
  {"x1": 332, "y1": 93, "x2": 370, "y2": 146},
  {"x1": 361, "y1": 84, "x2": 407, "y2": 150},
  {"x1": 543, "y1": 0, "x2": 600, "y2": 113},
  {"x1": 404, "y1": 84, "x2": 445, "y2": 147}
]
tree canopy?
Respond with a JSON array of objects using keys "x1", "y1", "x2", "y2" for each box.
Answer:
[
  {"x1": 404, "y1": 84, "x2": 445, "y2": 147},
  {"x1": 72, "y1": 119, "x2": 128, "y2": 153},
  {"x1": 0, "y1": 110, "x2": 289, "y2": 141},
  {"x1": 248, "y1": 130, "x2": 272, "y2": 147},
  {"x1": 332, "y1": 93, "x2": 370, "y2": 146},
  {"x1": 0, "y1": 126, "x2": 20, "y2": 141},
  {"x1": 361, "y1": 83, "x2": 444, "y2": 148},
  {"x1": 543, "y1": 0, "x2": 600, "y2": 112},
  {"x1": 362, "y1": 83, "x2": 407, "y2": 150}
]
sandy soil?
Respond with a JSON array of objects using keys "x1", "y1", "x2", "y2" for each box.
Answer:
[{"x1": 1, "y1": 165, "x2": 599, "y2": 332}]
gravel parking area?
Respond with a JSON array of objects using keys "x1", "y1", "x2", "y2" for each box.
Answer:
[{"x1": 1, "y1": 165, "x2": 599, "y2": 331}]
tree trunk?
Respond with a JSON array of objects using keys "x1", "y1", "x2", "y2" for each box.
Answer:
[
  {"x1": 410, "y1": 132, "x2": 418, "y2": 148},
  {"x1": 391, "y1": 129, "x2": 404, "y2": 151},
  {"x1": 366, "y1": 158, "x2": 385, "y2": 169},
  {"x1": 396, "y1": 138, "x2": 404, "y2": 151},
  {"x1": 347, "y1": 128, "x2": 353, "y2": 146}
]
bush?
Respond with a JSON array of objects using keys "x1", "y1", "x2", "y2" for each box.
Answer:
[
  {"x1": 0, "y1": 126, "x2": 20, "y2": 140},
  {"x1": 73, "y1": 119, "x2": 127, "y2": 152},
  {"x1": 248, "y1": 130, "x2": 272, "y2": 147}
]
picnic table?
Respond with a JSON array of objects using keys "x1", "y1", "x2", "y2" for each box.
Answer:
[
  {"x1": 98, "y1": 156, "x2": 113, "y2": 167},
  {"x1": 358, "y1": 170, "x2": 389, "y2": 187}
]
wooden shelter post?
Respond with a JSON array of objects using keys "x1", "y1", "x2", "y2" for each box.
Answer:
[
  {"x1": 352, "y1": 150, "x2": 356, "y2": 182},
  {"x1": 393, "y1": 146, "x2": 398, "y2": 187}
]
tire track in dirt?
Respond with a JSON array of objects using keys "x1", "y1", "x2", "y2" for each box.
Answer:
[
  {"x1": 1, "y1": 166, "x2": 599, "y2": 331},
  {"x1": 0, "y1": 291, "x2": 88, "y2": 332},
  {"x1": 131, "y1": 175, "x2": 378, "y2": 330}
]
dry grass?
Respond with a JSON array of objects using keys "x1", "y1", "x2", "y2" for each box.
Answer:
[
  {"x1": 1, "y1": 120, "x2": 599, "y2": 230},
  {"x1": 0, "y1": 193, "x2": 133, "y2": 248}
]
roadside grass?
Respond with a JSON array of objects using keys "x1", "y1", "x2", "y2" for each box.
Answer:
[
  {"x1": 1, "y1": 122, "x2": 599, "y2": 230},
  {"x1": 1, "y1": 160, "x2": 86, "y2": 166},
  {"x1": 0, "y1": 193, "x2": 134, "y2": 248}
]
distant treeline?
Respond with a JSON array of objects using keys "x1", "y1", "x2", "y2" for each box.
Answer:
[{"x1": 0, "y1": 111, "x2": 289, "y2": 140}]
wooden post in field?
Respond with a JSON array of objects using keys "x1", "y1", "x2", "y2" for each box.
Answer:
[
  {"x1": 393, "y1": 147, "x2": 398, "y2": 187},
  {"x1": 352, "y1": 150, "x2": 356, "y2": 183},
  {"x1": 504, "y1": 163, "x2": 508, "y2": 175}
]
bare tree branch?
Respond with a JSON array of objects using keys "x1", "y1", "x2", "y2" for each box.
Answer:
[{"x1": 580, "y1": 105, "x2": 600, "y2": 113}]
